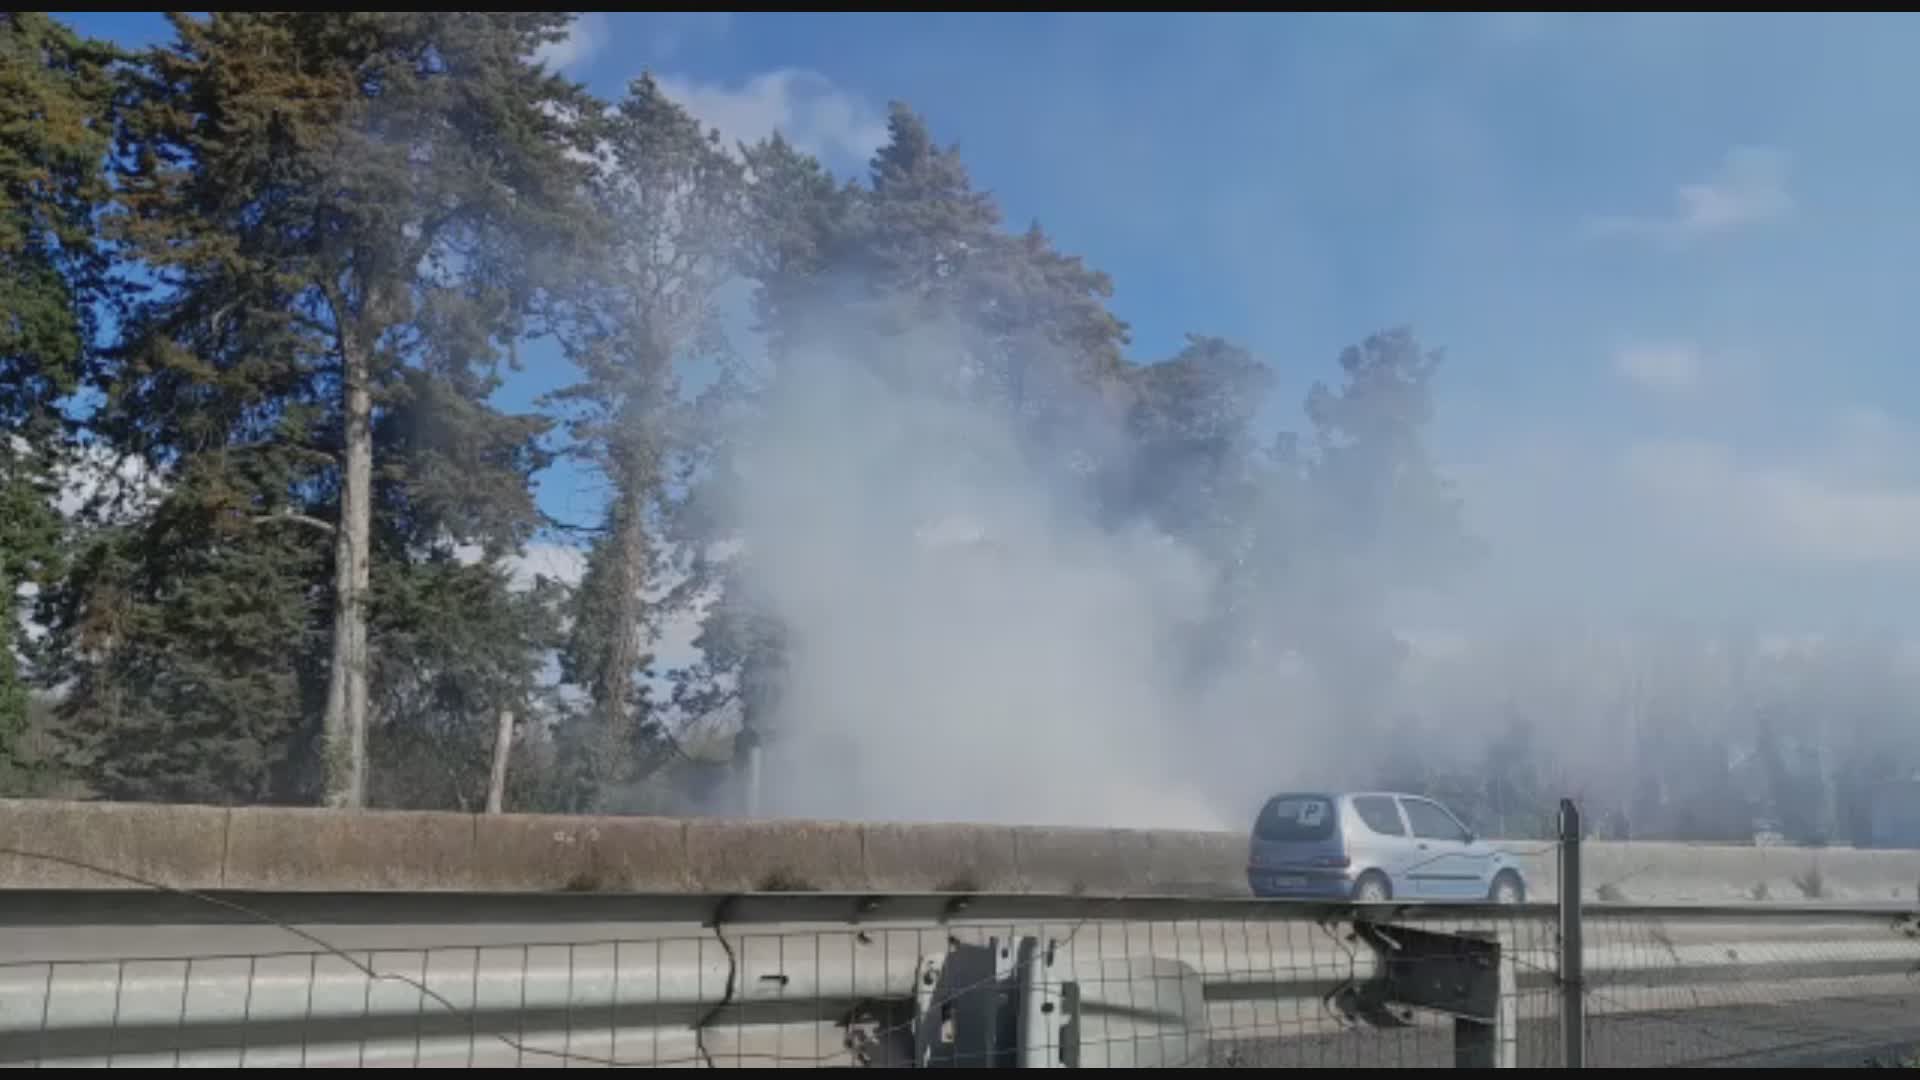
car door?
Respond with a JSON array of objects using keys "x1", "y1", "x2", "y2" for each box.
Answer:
[
  {"x1": 1345, "y1": 794, "x2": 1423, "y2": 896},
  {"x1": 1397, "y1": 797, "x2": 1491, "y2": 899}
]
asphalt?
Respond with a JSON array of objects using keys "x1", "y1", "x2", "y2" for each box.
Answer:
[{"x1": 1210, "y1": 1000, "x2": 1920, "y2": 1069}]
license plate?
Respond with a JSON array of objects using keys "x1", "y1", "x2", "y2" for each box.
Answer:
[{"x1": 1267, "y1": 875, "x2": 1306, "y2": 889}]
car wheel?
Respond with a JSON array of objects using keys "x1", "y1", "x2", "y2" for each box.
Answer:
[
  {"x1": 1352, "y1": 871, "x2": 1392, "y2": 903},
  {"x1": 1489, "y1": 872, "x2": 1525, "y2": 904}
]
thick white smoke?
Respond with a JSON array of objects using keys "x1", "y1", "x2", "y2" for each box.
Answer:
[{"x1": 713, "y1": 333, "x2": 1356, "y2": 830}]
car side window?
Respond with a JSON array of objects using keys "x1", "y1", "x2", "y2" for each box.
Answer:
[
  {"x1": 1401, "y1": 798, "x2": 1470, "y2": 843},
  {"x1": 1351, "y1": 795, "x2": 1406, "y2": 836}
]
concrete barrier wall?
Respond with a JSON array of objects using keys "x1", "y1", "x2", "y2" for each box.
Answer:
[{"x1": 2, "y1": 799, "x2": 1917, "y2": 903}]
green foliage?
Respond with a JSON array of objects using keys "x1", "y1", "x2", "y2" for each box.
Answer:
[
  {"x1": 41, "y1": 13, "x2": 592, "y2": 805},
  {"x1": 0, "y1": 450, "x2": 64, "y2": 775},
  {"x1": 851, "y1": 104, "x2": 1131, "y2": 422},
  {"x1": 543, "y1": 74, "x2": 747, "y2": 801},
  {"x1": 42, "y1": 461, "x2": 327, "y2": 803},
  {"x1": 1123, "y1": 335, "x2": 1274, "y2": 535},
  {"x1": 0, "y1": 12, "x2": 118, "y2": 419},
  {"x1": 0, "y1": 14, "x2": 119, "y2": 771},
  {"x1": 365, "y1": 559, "x2": 563, "y2": 810},
  {"x1": 6, "y1": 13, "x2": 1499, "y2": 817}
]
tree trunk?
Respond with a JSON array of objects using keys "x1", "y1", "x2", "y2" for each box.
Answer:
[
  {"x1": 322, "y1": 343, "x2": 373, "y2": 808},
  {"x1": 486, "y1": 707, "x2": 514, "y2": 814},
  {"x1": 594, "y1": 497, "x2": 650, "y2": 787}
]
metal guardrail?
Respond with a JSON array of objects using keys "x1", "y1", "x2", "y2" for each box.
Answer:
[{"x1": 2, "y1": 888, "x2": 1916, "y2": 1068}]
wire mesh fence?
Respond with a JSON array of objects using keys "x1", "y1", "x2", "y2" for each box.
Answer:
[
  {"x1": 4, "y1": 892, "x2": 1914, "y2": 1068},
  {"x1": 1577, "y1": 907, "x2": 1920, "y2": 1068}
]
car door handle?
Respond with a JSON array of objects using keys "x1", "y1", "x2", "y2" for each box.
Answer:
[{"x1": 1417, "y1": 842, "x2": 1429, "y2": 850}]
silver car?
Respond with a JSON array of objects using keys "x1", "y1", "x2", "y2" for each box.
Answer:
[{"x1": 1245, "y1": 791, "x2": 1526, "y2": 903}]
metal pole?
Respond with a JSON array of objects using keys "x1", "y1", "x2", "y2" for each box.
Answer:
[
  {"x1": 1558, "y1": 798, "x2": 1584, "y2": 1068},
  {"x1": 1497, "y1": 930, "x2": 1518, "y2": 1068}
]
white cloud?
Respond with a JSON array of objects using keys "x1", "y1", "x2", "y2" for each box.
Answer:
[
  {"x1": 653, "y1": 69, "x2": 887, "y2": 167},
  {"x1": 1613, "y1": 342, "x2": 1702, "y2": 394},
  {"x1": 1443, "y1": 404, "x2": 1920, "y2": 634},
  {"x1": 1622, "y1": 429, "x2": 1920, "y2": 566},
  {"x1": 1815, "y1": 406, "x2": 1920, "y2": 487},
  {"x1": 1590, "y1": 145, "x2": 1792, "y2": 243},
  {"x1": 534, "y1": 13, "x2": 608, "y2": 73},
  {"x1": 1671, "y1": 146, "x2": 1792, "y2": 231}
]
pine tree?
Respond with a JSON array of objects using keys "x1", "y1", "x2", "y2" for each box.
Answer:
[
  {"x1": 1121, "y1": 334, "x2": 1274, "y2": 550},
  {"x1": 651, "y1": 133, "x2": 856, "y2": 778},
  {"x1": 56, "y1": 13, "x2": 593, "y2": 805},
  {"x1": 361, "y1": 364, "x2": 564, "y2": 809},
  {"x1": 738, "y1": 133, "x2": 856, "y2": 360},
  {"x1": 0, "y1": 456, "x2": 64, "y2": 786},
  {"x1": 854, "y1": 104, "x2": 1131, "y2": 424},
  {"x1": 1294, "y1": 328, "x2": 1478, "y2": 748},
  {"x1": 682, "y1": 106, "x2": 1139, "y2": 758},
  {"x1": 43, "y1": 463, "x2": 329, "y2": 802},
  {"x1": 543, "y1": 75, "x2": 747, "y2": 804},
  {"x1": 0, "y1": 14, "x2": 119, "y2": 782}
]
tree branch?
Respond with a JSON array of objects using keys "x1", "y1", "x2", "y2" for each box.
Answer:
[
  {"x1": 253, "y1": 511, "x2": 337, "y2": 536},
  {"x1": 540, "y1": 510, "x2": 609, "y2": 535},
  {"x1": 407, "y1": 207, "x2": 462, "y2": 274}
]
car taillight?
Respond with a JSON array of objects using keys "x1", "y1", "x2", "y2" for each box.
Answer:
[{"x1": 1316, "y1": 855, "x2": 1351, "y2": 869}]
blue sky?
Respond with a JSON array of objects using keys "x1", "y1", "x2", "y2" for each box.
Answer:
[{"x1": 57, "y1": 12, "x2": 1920, "y2": 634}]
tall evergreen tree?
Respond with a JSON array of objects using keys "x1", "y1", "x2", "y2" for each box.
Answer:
[
  {"x1": 853, "y1": 104, "x2": 1131, "y2": 427},
  {"x1": 652, "y1": 132, "x2": 855, "y2": 775},
  {"x1": 737, "y1": 133, "x2": 856, "y2": 363},
  {"x1": 0, "y1": 14, "x2": 119, "y2": 781},
  {"x1": 361, "y1": 364, "x2": 563, "y2": 809},
  {"x1": 1120, "y1": 334, "x2": 1274, "y2": 552},
  {"x1": 54, "y1": 13, "x2": 593, "y2": 805},
  {"x1": 1295, "y1": 328, "x2": 1477, "y2": 747},
  {"x1": 546, "y1": 74, "x2": 747, "y2": 803},
  {"x1": 685, "y1": 106, "x2": 1139, "y2": 758}
]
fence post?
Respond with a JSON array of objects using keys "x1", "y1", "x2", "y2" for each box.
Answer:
[
  {"x1": 1558, "y1": 798, "x2": 1584, "y2": 1068},
  {"x1": 1497, "y1": 928, "x2": 1518, "y2": 1068}
]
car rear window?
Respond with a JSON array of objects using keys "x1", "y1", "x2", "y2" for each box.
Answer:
[
  {"x1": 1352, "y1": 795, "x2": 1406, "y2": 836},
  {"x1": 1254, "y1": 795, "x2": 1337, "y2": 842}
]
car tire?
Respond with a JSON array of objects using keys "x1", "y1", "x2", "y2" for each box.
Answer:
[
  {"x1": 1489, "y1": 871, "x2": 1525, "y2": 904},
  {"x1": 1352, "y1": 871, "x2": 1392, "y2": 903}
]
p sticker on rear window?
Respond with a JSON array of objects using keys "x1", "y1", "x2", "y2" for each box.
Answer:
[{"x1": 1255, "y1": 795, "x2": 1338, "y2": 842}]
